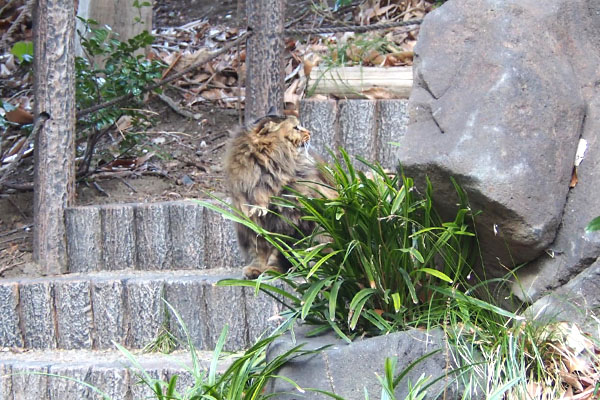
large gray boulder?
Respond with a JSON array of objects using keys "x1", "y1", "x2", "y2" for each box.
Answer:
[
  {"x1": 396, "y1": 0, "x2": 600, "y2": 307},
  {"x1": 265, "y1": 325, "x2": 472, "y2": 399}
]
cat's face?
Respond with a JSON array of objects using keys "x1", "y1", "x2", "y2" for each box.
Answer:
[{"x1": 252, "y1": 115, "x2": 311, "y2": 148}]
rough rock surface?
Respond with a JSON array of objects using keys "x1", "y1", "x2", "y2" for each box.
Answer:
[
  {"x1": 398, "y1": 0, "x2": 600, "y2": 308},
  {"x1": 266, "y1": 325, "x2": 469, "y2": 400}
]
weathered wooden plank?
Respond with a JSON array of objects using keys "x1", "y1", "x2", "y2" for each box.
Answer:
[{"x1": 308, "y1": 66, "x2": 412, "y2": 99}]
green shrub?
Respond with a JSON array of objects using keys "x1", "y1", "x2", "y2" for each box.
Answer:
[{"x1": 75, "y1": 17, "x2": 165, "y2": 173}]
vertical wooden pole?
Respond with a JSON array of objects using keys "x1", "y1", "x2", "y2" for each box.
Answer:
[
  {"x1": 33, "y1": 0, "x2": 76, "y2": 274},
  {"x1": 245, "y1": 0, "x2": 286, "y2": 123}
]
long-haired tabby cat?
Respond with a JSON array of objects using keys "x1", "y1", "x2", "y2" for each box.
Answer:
[{"x1": 225, "y1": 112, "x2": 334, "y2": 279}]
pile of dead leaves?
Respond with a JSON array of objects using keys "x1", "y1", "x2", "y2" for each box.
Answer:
[
  {"x1": 150, "y1": 0, "x2": 433, "y2": 114},
  {"x1": 518, "y1": 322, "x2": 600, "y2": 400}
]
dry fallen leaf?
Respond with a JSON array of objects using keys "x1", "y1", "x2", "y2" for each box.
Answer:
[
  {"x1": 560, "y1": 371, "x2": 584, "y2": 392},
  {"x1": 570, "y1": 167, "x2": 578, "y2": 188},
  {"x1": 362, "y1": 87, "x2": 396, "y2": 100},
  {"x1": 5, "y1": 107, "x2": 33, "y2": 125}
]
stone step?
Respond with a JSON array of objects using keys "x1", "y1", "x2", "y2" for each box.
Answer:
[
  {"x1": 65, "y1": 199, "x2": 243, "y2": 273},
  {"x1": 0, "y1": 348, "x2": 223, "y2": 400},
  {"x1": 0, "y1": 269, "x2": 284, "y2": 352}
]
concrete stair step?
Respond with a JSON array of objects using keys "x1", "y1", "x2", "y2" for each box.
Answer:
[
  {"x1": 0, "y1": 269, "x2": 284, "y2": 352},
  {"x1": 0, "y1": 348, "x2": 223, "y2": 400},
  {"x1": 66, "y1": 199, "x2": 243, "y2": 273}
]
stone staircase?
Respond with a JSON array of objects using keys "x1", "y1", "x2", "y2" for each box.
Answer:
[{"x1": 0, "y1": 99, "x2": 409, "y2": 399}]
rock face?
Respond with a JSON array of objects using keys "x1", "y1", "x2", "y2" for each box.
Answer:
[
  {"x1": 266, "y1": 325, "x2": 470, "y2": 399},
  {"x1": 397, "y1": 0, "x2": 600, "y2": 310}
]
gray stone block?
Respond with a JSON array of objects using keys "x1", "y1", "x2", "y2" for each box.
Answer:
[
  {"x1": 100, "y1": 204, "x2": 136, "y2": 271},
  {"x1": 526, "y1": 258, "x2": 600, "y2": 334},
  {"x1": 125, "y1": 278, "x2": 165, "y2": 348},
  {"x1": 203, "y1": 205, "x2": 244, "y2": 269},
  {"x1": 338, "y1": 100, "x2": 377, "y2": 163},
  {"x1": 299, "y1": 99, "x2": 339, "y2": 161},
  {"x1": 0, "y1": 282, "x2": 23, "y2": 348},
  {"x1": 48, "y1": 364, "x2": 93, "y2": 400},
  {"x1": 20, "y1": 281, "x2": 56, "y2": 349},
  {"x1": 129, "y1": 368, "x2": 165, "y2": 400},
  {"x1": 88, "y1": 365, "x2": 130, "y2": 400},
  {"x1": 377, "y1": 100, "x2": 409, "y2": 169},
  {"x1": 398, "y1": 0, "x2": 588, "y2": 276},
  {"x1": 0, "y1": 364, "x2": 12, "y2": 400},
  {"x1": 267, "y1": 326, "x2": 465, "y2": 400},
  {"x1": 101, "y1": 204, "x2": 136, "y2": 270},
  {"x1": 164, "y1": 277, "x2": 207, "y2": 348},
  {"x1": 91, "y1": 279, "x2": 126, "y2": 349},
  {"x1": 135, "y1": 202, "x2": 171, "y2": 270},
  {"x1": 54, "y1": 280, "x2": 93, "y2": 349},
  {"x1": 244, "y1": 285, "x2": 284, "y2": 344},
  {"x1": 203, "y1": 282, "x2": 247, "y2": 351},
  {"x1": 65, "y1": 206, "x2": 102, "y2": 273},
  {"x1": 164, "y1": 367, "x2": 195, "y2": 397},
  {"x1": 11, "y1": 364, "x2": 49, "y2": 400},
  {"x1": 169, "y1": 201, "x2": 205, "y2": 269}
]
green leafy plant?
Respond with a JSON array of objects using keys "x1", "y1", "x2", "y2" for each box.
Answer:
[
  {"x1": 322, "y1": 33, "x2": 396, "y2": 68},
  {"x1": 10, "y1": 41, "x2": 34, "y2": 63},
  {"x1": 586, "y1": 216, "x2": 600, "y2": 232},
  {"x1": 75, "y1": 17, "x2": 165, "y2": 175}
]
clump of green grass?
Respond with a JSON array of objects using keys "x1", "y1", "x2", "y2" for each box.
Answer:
[{"x1": 206, "y1": 149, "x2": 490, "y2": 340}]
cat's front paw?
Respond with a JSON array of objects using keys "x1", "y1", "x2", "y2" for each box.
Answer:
[
  {"x1": 242, "y1": 264, "x2": 283, "y2": 280},
  {"x1": 242, "y1": 265, "x2": 263, "y2": 280}
]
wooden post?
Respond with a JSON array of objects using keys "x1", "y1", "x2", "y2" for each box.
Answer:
[
  {"x1": 245, "y1": 0, "x2": 286, "y2": 123},
  {"x1": 33, "y1": 0, "x2": 76, "y2": 274}
]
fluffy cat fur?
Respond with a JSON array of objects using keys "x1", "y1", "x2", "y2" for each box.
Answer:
[{"x1": 224, "y1": 113, "x2": 334, "y2": 279}]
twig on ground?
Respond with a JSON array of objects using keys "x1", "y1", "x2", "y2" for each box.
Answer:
[
  {"x1": 91, "y1": 181, "x2": 109, "y2": 197},
  {"x1": 118, "y1": 177, "x2": 137, "y2": 193},
  {"x1": 6, "y1": 196, "x2": 28, "y2": 220},
  {"x1": 0, "y1": 0, "x2": 17, "y2": 19},
  {"x1": 0, "y1": 233, "x2": 29, "y2": 247},
  {"x1": 0, "y1": 224, "x2": 33, "y2": 238},
  {"x1": 0, "y1": 260, "x2": 25, "y2": 276},
  {"x1": 161, "y1": 52, "x2": 183, "y2": 79},
  {"x1": 0, "y1": 181, "x2": 33, "y2": 191},
  {"x1": 88, "y1": 169, "x2": 171, "y2": 180},
  {"x1": 157, "y1": 93, "x2": 201, "y2": 120}
]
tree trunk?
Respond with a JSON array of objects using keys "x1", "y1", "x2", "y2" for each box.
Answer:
[
  {"x1": 33, "y1": 0, "x2": 76, "y2": 275},
  {"x1": 244, "y1": 0, "x2": 285, "y2": 123}
]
